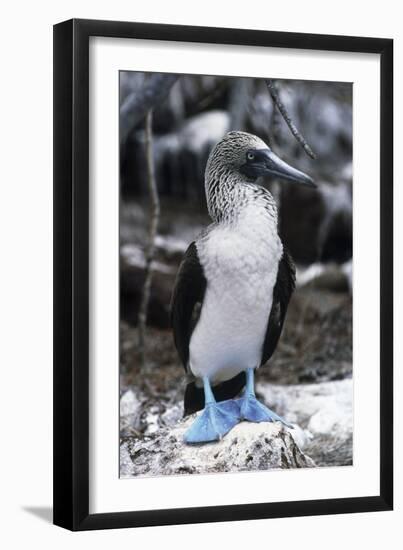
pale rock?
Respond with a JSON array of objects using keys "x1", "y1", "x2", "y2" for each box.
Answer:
[
  {"x1": 121, "y1": 418, "x2": 314, "y2": 478},
  {"x1": 120, "y1": 390, "x2": 142, "y2": 436},
  {"x1": 120, "y1": 389, "x2": 141, "y2": 417},
  {"x1": 120, "y1": 379, "x2": 353, "y2": 476},
  {"x1": 120, "y1": 442, "x2": 137, "y2": 477},
  {"x1": 257, "y1": 379, "x2": 353, "y2": 466}
]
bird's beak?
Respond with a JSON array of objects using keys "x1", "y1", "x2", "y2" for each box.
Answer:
[{"x1": 260, "y1": 149, "x2": 316, "y2": 188}]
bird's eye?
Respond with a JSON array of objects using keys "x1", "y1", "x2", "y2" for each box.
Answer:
[{"x1": 247, "y1": 152, "x2": 255, "y2": 161}]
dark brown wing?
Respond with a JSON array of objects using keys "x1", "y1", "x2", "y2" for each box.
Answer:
[
  {"x1": 261, "y1": 247, "x2": 296, "y2": 365},
  {"x1": 170, "y1": 242, "x2": 207, "y2": 371}
]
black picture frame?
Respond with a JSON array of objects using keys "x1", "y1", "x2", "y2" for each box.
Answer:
[{"x1": 53, "y1": 18, "x2": 393, "y2": 531}]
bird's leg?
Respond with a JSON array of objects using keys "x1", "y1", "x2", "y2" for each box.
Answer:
[
  {"x1": 237, "y1": 368, "x2": 293, "y2": 428},
  {"x1": 184, "y1": 377, "x2": 240, "y2": 444}
]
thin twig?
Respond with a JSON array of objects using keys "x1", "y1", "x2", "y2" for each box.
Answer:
[
  {"x1": 268, "y1": 98, "x2": 282, "y2": 220},
  {"x1": 137, "y1": 110, "x2": 160, "y2": 369},
  {"x1": 266, "y1": 79, "x2": 316, "y2": 159}
]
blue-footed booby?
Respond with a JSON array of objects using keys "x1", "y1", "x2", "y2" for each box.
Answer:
[{"x1": 171, "y1": 131, "x2": 316, "y2": 444}]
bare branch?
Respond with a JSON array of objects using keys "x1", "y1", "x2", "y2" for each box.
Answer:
[
  {"x1": 266, "y1": 79, "x2": 316, "y2": 160},
  {"x1": 228, "y1": 78, "x2": 252, "y2": 131},
  {"x1": 137, "y1": 110, "x2": 160, "y2": 368},
  {"x1": 120, "y1": 73, "x2": 179, "y2": 145}
]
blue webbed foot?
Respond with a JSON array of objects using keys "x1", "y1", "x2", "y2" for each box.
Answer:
[
  {"x1": 237, "y1": 393, "x2": 293, "y2": 428},
  {"x1": 237, "y1": 368, "x2": 293, "y2": 428},
  {"x1": 184, "y1": 399, "x2": 240, "y2": 444}
]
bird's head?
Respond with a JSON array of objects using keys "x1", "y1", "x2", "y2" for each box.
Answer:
[{"x1": 207, "y1": 131, "x2": 316, "y2": 188}]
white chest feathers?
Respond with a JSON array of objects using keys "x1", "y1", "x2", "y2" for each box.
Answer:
[{"x1": 189, "y1": 206, "x2": 283, "y2": 384}]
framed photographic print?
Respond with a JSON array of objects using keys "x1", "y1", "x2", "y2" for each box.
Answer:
[{"x1": 53, "y1": 19, "x2": 393, "y2": 530}]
